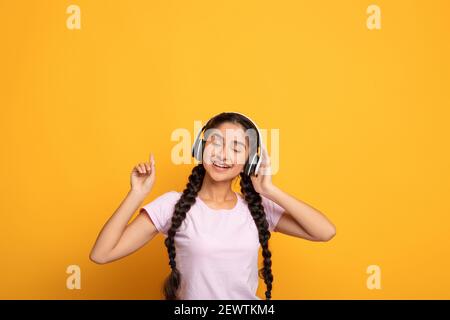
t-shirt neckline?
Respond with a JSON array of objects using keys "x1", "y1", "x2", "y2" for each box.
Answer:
[{"x1": 196, "y1": 191, "x2": 242, "y2": 213}]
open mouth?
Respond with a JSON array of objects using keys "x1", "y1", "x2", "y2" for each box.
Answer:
[{"x1": 212, "y1": 161, "x2": 232, "y2": 169}]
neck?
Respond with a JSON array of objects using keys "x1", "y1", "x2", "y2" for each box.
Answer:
[{"x1": 198, "y1": 173, "x2": 235, "y2": 202}]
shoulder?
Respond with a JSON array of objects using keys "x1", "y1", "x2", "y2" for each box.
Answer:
[
  {"x1": 162, "y1": 190, "x2": 182, "y2": 198},
  {"x1": 260, "y1": 194, "x2": 285, "y2": 218},
  {"x1": 260, "y1": 194, "x2": 273, "y2": 208},
  {"x1": 153, "y1": 190, "x2": 182, "y2": 203},
  {"x1": 140, "y1": 191, "x2": 182, "y2": 235},
  {"x1": 238, "y1": 193, "x2": 272, "y2": 208},
  {"x1": 140, "y1": 190, "x2": 181, "y2": 210}
]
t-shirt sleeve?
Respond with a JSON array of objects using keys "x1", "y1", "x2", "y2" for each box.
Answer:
[
  {"x1": 139, "y1": 191, "x2": 180, "y2": 236},
  {"x1": 261, "y1": 195, "x2": 286, "y2": 232}
]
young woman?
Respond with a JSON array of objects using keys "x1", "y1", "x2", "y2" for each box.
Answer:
[{"x1": 90, "y1": 112, "x2": 336, "y2": 300}]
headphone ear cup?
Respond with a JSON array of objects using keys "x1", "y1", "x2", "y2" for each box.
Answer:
[
  {"x1": 247, "y1": 162, "x2": 255, "y2": 176},
  {"x1": 200, "y1": 139, "x2": 205, "y2": 161},
  {"x1": 192, "y1": 139, "x2": 199, "y2": 159},
  {"x1": 192, "y1": 138, "x2": 204, "y2": 161},
  {"x1": 194, "y1": 139, "x2": 206, "y2": 161},
  {"x1": 243, "y1": 161, "x2": 250, "y2": 175},
  {"x1": 244, "y1": 153, "x2": 259, "y2": 176},
  {"x1": 253, "y1": 154, "x2": 260, "y2": 176}
]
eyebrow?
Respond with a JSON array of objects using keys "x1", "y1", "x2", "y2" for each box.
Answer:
[{"x1": 211, "y1": 133, "x2": 246, "y2": 149}]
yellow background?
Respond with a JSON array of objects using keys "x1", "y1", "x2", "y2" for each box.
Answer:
[{"x1": 1, "y1": 0, "x2": 449, "y2": 299}]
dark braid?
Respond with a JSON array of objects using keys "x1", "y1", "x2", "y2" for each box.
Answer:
[
  {"x1": 240, "y1": 172, "x2": 274, "y2": 300},
  {"x1": 162, "y1": 164, "x2": 205, "y2": 300}
]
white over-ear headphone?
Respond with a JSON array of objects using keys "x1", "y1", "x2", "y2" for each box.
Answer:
[{"x1": 191, "y1": 112, "x2": 263, "y2": 176}]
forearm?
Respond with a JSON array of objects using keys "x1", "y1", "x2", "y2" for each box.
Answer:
[
  {"x1": 90, "y1": 189, "x2": 147, "y2": 258},
  {"x1": 263, "y1": 185, "x2": 336, "y2": 240}
]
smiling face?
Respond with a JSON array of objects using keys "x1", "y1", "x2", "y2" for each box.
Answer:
[{"x1": 202, "y1": 122, "x2": 252, "y2": 182}]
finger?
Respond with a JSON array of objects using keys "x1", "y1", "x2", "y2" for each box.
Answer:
[
  {"x1": 139, "y1": 163, "x2": 146, "y2": 174},
  {"x1": 263, "y1": 145, "x2": 269, "y2": 158},
  {"x1": 260, "y1": 166, "x2": 272, "y2": 176},
  {"x1": 151, "y1": 153, "x2": 155, "y2": 167},
  {"x1": 135, "y1": 165, "x2": 142, "y2": 174},
  {"x1": 144, "y1": 162, "x2": 151, "y2": 172},
  {"x1": 262, "y1": 145, "x2": 271, "y2": 165}
]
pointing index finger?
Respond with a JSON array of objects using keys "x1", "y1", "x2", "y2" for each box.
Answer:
[{"x1": 150, "y1": 153, "x2": 155, "y2": 166}]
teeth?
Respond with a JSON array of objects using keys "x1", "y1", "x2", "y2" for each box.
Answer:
[{"x1": 214, "y1": 162, "x2": 230, "y2": 168}]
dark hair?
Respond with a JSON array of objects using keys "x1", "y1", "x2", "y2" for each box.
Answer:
[{"x1": 163, "y1": 112, "x2": 274, "y2": 300}]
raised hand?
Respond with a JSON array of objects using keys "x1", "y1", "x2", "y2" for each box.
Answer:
[{"x1": 130, "y1": 153, "x2": 156, "y2": 196}]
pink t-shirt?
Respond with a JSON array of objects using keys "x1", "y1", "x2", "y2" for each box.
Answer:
[{"x1": 140, "y1": 190, "x2": 285, "y2": 300}]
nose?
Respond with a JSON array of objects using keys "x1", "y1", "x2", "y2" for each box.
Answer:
[{"x1": 213, "y1": 144, "x2": 232, "y2": 163}]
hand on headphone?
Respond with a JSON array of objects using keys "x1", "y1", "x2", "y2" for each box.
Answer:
[{"x1": 250, "y1": 145, "x2": 274, "y2": 197}]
